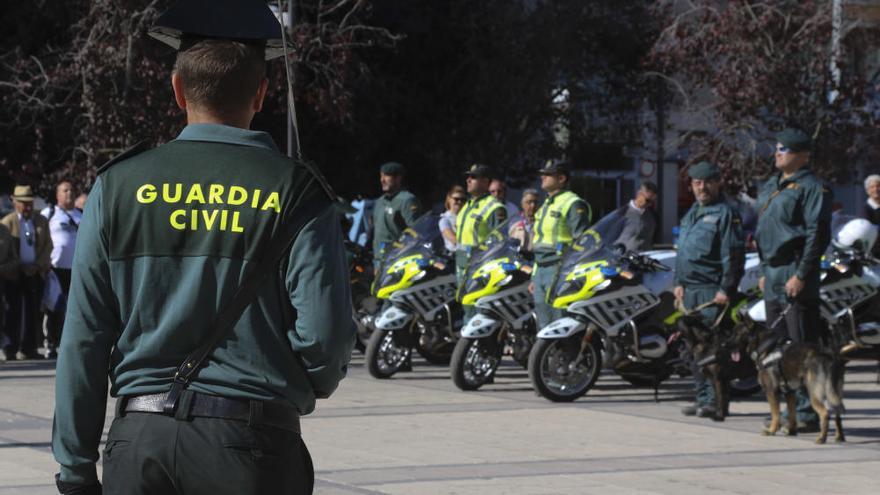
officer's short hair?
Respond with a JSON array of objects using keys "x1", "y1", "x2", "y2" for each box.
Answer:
[
  {"x1": 865, "y1": 174, "x2": 880, "y2": 192},
  {"x1": 174, "y1": 39, "x2": 266, "y2": 115},
  {"x1": 640, "y1": 181, "x2": 659, "y2": 194}
]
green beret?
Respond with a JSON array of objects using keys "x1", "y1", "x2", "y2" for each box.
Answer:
[
  {"x1": 775, "y1": 128, "x2": 812, "y2": 152},
  {"x1": 688, "y1": 161, "x2": 720, "y2": 180},
  {"x1": 380, "y1": 161, "x2": 405, "y2": 175}
]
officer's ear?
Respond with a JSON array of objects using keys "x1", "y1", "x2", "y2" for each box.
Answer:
[
  {"x1": 252, "y1": 78, "x2": 269, "y2": 113},
  {"x1": 171, "y1": 72, "x2": 187, "y2": 111}
]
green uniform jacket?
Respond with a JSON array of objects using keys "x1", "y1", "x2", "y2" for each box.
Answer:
[
  {"x1": 533, "y1": 192, "x2": 591, "y2": 266},
  {"x1": 52, "y1": 124, "x2": 355, "y2": 484},
  {"x1": 674, "y1": 197, "x2": 745, "y2": 294},
  {"x1": 372, "y1": 189, "x2": 420, "y2": 258},
  {"x1": 755, "y1": 168, "x2": 832, "y2": 301}
]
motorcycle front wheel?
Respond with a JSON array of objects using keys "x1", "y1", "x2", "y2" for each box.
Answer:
[
  {"x1": 528, "y1": 334, "x2": 602, "y2": 402},
  {"x1": 366, "y1": 329, "x2": 411, "y2": 379},
  {"x1": 450, "y1": 337, "x2": 502, "y2": 391}
]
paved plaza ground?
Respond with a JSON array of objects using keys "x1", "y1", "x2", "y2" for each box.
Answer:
[{"x1": 1, "y1": 353, "x2": 879, "y2": 494}]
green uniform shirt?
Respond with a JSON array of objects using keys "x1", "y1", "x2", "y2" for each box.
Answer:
[
  {"x1": 674, "y1": 197, "x2": 745, "y2": 293},
  {"x1": 52, "y1": 124, "x2": 355, "y2": 484},
  {"x1": 533, "y1": 192, "x2": 591, "y2": 265},
  {"x1": 372, "y1": 189, "x2": 420, "y2": 258},
  {"x1": 755, "y1": 167, "x2": 832, "y2": 301}
]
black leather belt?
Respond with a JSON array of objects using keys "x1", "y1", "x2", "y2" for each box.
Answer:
[{"x1": 122, "y1": 392, "x2": 301, "y2": 434}]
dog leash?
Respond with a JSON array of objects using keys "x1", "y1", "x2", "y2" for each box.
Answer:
[{"x1": 675, "y1": 299, "x2": 729, "y2": 330}]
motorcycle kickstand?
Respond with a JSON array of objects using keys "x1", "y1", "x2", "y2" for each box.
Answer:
[{"x1": 653, "y1": 378, "x2": 660, "y2": 403}]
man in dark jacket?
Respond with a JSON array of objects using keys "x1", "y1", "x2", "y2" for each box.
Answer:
[{"x1": 52, "y1": 2, "x2": 354, "y2": 494}]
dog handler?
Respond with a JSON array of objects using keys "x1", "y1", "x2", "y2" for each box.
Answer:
[
  {"x1": 51, "y1": 1, "x2": 354, "y2": 493},
  {"x1": 755, "y1": 127, "x2": 832, "y2": 430},
  {"x1": 674, "y1": 162, "x2": 745, "y2": 418}
]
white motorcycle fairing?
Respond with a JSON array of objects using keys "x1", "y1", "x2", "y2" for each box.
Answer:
[
  {"x1": 460, "y1": 314, "x2": 504, "y2": 339},
  {"x1": 537, "y1": 316, "x2": 587, "y2": 339},
  {"x1": 374, "y1": 305, "x2": 415, "y2": 331}
]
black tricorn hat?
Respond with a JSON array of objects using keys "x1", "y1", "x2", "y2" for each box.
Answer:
[{"x1": 149, "y1": 0, "x2": 286, "y2": 60}]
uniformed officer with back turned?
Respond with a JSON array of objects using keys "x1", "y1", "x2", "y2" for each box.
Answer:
[
  {"x1": 530, "y1": 160, "x2": 591, "y2": 328},
  {"x1": 371, "y1": 161, "x2": 420, "y2": 269},
  {"x1": 673, "y1": 162, "x2": 745, "y2": 419},
  {"x1": 755, "y1": 127, "x2": 832, "y2": 431},
  {"x1": 456, "y1": 164, "x2": 507, "y2": 318},
  {"x1": 51, "y1": 1, "x2": 354, "y2": 494}
]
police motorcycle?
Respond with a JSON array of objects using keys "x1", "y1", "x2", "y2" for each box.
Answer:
[
  {"x1": 744, "y1": 216, "x2": 880, "y2": 365},
  {"x1": 527, "y1": 212, "x2": 763, "y2": 402},
  {"x1": 365, "y1": 214, "x2": 461, "y2": 378},
  {"x1": 527, "y1": 213, "x2": 681, "y2": 402},
  {"x1": 450, "y1": 223, "x2": 536, "y2": 390}
]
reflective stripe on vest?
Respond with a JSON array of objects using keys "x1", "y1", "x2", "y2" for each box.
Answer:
[
  {"x1": 532, "y1": 190, "x2": 582, "y2": 249},
  {"x1": 456, "y1": 194, "x2": 503, "y2": 247}
]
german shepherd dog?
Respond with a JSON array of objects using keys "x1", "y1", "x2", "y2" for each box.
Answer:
[
  {"x1": 678, "y1": 314, "x2": 756, "y2": 422},
  {"x1": 745, "y1": 319, "x2": 846, "y2": 444}
]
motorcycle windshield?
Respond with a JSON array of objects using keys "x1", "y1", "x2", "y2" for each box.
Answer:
[
  {"x1": 378, "y1": 213, "x2": 443, "y2": 271},
  {"x1": 550, "y1": 209, "x2": 628, "y2": 298}
]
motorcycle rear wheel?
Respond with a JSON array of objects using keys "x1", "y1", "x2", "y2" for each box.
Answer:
[
  {"x1": 529, "y1": 334, "x2": 602, "y2": 402},
  {"x1": 366, "y1": 329, "x2": 411, "y2": 379},
  {"x1": 450, "y1": 337, "x2": 502, "y2": 391}
]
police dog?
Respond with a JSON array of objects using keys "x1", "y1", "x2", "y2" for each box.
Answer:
[
  {"x1": 678, "y1": 314, "x2": 755, "y2": 422},
  {"x1": 747, "y1": 321, "x2": 846, "y2": 444}
]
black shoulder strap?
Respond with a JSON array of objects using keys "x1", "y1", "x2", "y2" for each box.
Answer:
[
  {"x1": 96, "y1": 140, "x2": 150, "y2": 175},
  {"x1": 47, "y1": 205, "x2": 56, "y2": 221},
  {"x1": 162, "y1": 176, "x2": 331, "y2": 414}
]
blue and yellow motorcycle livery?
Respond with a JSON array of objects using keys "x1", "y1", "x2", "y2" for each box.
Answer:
[
  {"x1": 450, "y1": 225, "x2": 535, "y2": 391},
  {"x1": 365, "y1": 214, "x2": 461, "y2": 378}
]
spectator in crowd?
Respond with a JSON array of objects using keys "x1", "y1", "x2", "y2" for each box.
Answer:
[
  {"x1": 489, "y1": 179, "x2": 520, "y2": 221},
  {"x1": 41, "y1": 180, "x2": 82, "y2": 359},
  {"x1": 613, "y1": 181, "x2": 658, "y2": 252},
  {"x1": 74, "y1": 192, "x2": 88, "y2": 212},
  {"x1": 1, "y1": 185, "x2": 52, "y2": 360},
  {"x1": 863, "y1": 174, "x2": 880, "y2": 225},
  {"x1": 509, "y1": 188, "x2": 539, "y2": 252},
  {"x1": 440, "y1": 185, "x2": 466, "y2": 252}
]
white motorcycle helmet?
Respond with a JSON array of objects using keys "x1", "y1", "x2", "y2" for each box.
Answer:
[{"x1": 834, "y1": 218, "x2": 878, "y2": 254}]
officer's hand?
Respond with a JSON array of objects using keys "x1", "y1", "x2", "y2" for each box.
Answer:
[
  {"x1": 713, "y1": 291, "x2": 729, "y2": 305},
  {"x1": 785, "y1": 275, "x2": 804, "y2": 299},
  {"x1": 758, "y1": 276, "x2": 765, "y2": 292},
  {"x1": 528, "y1": 281, "x2": 535, "y2": 295},
  {"x1": 673, "y1": 286, "x2": 684, "y2": 302}
]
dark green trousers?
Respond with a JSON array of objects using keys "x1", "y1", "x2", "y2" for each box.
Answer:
[
  {"x1": 683, "y1": 287, "x2": 721, "y2": 408},
  {"x1": 103, "y1": 411, "x2": 313, "y2": 495}
]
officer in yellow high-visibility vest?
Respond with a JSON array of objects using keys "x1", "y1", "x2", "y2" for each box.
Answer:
[
  {"x1": 531, "y1": 160, "x2": 592, "y2": 328},
  {"x1": 456, "y1": 164, "x2": 507, "y2": 318}
]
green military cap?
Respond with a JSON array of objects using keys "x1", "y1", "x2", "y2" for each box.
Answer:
[
  {"x1": 464, "y1": 163, "x2": 494, "y2": 179},
  {"x1": 379, "y1": 161, "x2": 406, "y2": 176},
  {"x1": 688, "y1": 161, "x2": 721, "y2": 180},
  {"x1": 775, "y1": 128, "x2": 812, "y2": 152},
  {"x1": 149, "y1": 0, "x2": 286, "y2": 60},
  {"x1": 537, "y1": 159, "x2": 570, "y2": 177}
]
